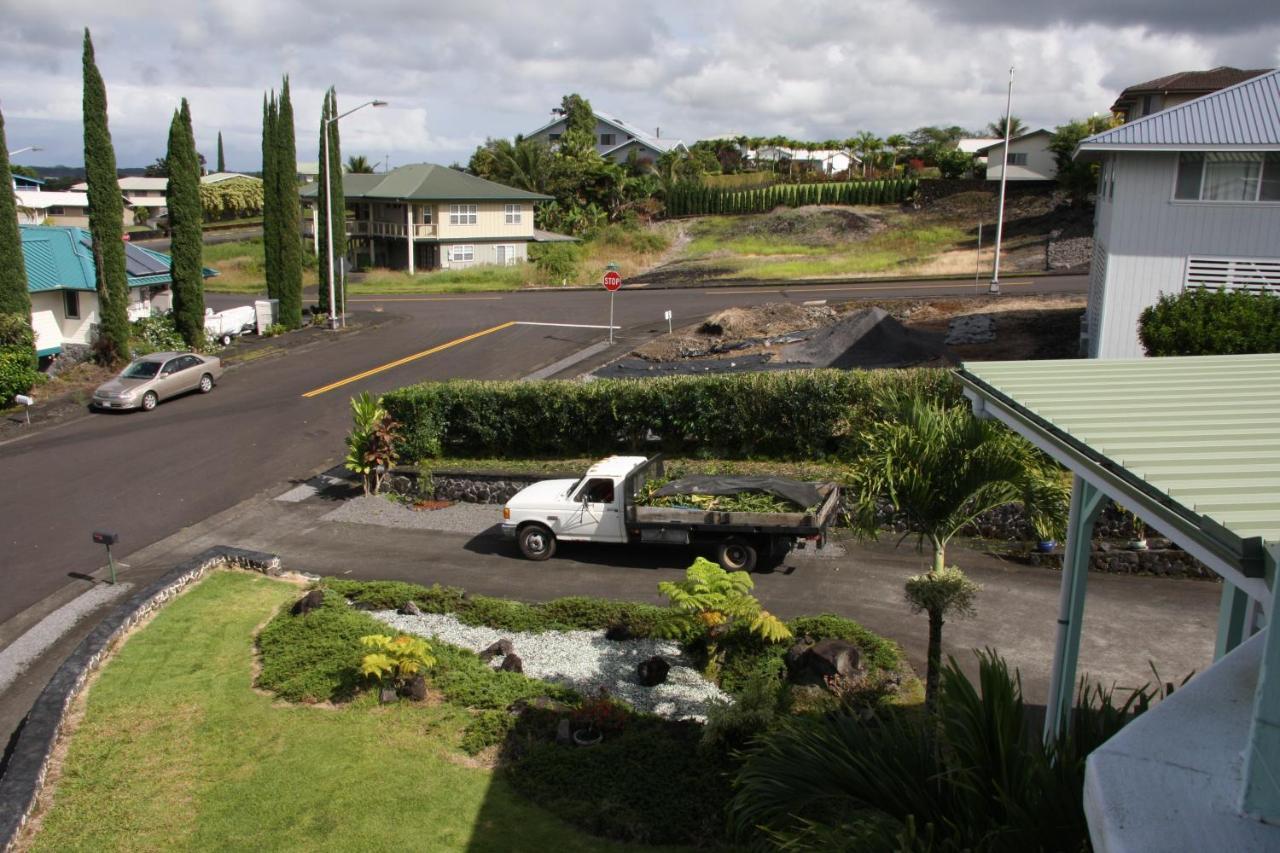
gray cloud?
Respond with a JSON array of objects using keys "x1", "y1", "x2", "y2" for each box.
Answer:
[{"x1": 917, "y1": 0, "x2": 1280, "y2": 36}]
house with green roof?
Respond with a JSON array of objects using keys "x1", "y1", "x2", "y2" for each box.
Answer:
[
  {"x1": 21, "y1": 224, "x2": 213, "y2": 358},
  {"x1": 299, "y1": 163, "x2": 552, "y2": 274}
]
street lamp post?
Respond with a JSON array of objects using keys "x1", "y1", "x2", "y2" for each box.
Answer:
[
  {"x1": 7, "y1": 146, "x2": 43, "y2": 157},
  {"x1": 323, "y1": 99, "x2": 386, "y2": 330},
  {"x1": 990, "y1": 66, "x2": 1014, "y2": 295}
]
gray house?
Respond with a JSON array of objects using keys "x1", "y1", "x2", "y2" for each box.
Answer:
[
  {"x1": 525, "y1": 109, "x2": 685, "y2": 165},
  {"x1": 1075, "y1": 69, "x2": 1280, "y2": 359}
]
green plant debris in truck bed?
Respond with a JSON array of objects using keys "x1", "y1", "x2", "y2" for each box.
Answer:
[{"x1": 636, "y1": 477, "x2": 814, "y2": 513}]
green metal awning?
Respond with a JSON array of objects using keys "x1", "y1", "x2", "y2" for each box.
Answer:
[{"x1": 956, "y1": 354, "x2": 1280, "y2": 588}]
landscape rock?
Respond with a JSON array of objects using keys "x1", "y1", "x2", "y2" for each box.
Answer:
[
  {"x1": 399, "y1": 600, "x2": 423, "y2": 616},
  {"x1": 404, "y1": 674, "x2": 428, "y2": 701},
  {"x1": 290, "y1": 589, "x2": 325, "y2": 616},
  {"x1": 480, "y1": 639, "x2": 515, "y2": 662},
  {"x1": 787, "y1": 639, "x2": 862, "y2": 686},
  {"x1": 604, "y1": 623, "x2": 634, "y2": 641},
  {"x1": 378, "y1": 686, "x2": 398, "y2": 704},
  {"x1": 500, "y1": 653, "x2": 524, "y2": 673},
  {"x1": 637, "y1": 656, "x2": 671, "y2": 687}
]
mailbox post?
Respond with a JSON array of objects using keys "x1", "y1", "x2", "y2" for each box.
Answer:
[{"x1": 93, "y1": 530, "x2": 120, "y2": 584}]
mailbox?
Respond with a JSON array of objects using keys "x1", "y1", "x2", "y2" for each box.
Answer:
[{"x1": 92, "y1": 531, "x2": 119, "y2": 546}]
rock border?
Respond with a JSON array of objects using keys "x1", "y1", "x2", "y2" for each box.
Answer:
[{"x1": 0, "y1": 546, "x2": 282, "y2": 852}]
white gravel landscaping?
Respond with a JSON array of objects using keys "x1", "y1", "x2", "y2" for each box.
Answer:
[{"x1": 371, "y1": 609, "x2": 730, "y2": 721}]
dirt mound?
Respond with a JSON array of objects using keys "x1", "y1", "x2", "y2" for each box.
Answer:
[
  {"x1": 699, "y1": 302, "x2": 836, "y2": 338},
  {"x1": 737, "y1": 206, "x2": 881, "y2": 246},
  {"x1": 779, "y1": 307, "x2": 948, "y2": 369}
]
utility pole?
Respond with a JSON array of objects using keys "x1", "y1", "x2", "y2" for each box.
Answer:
[{"x1": 990, "y1": 66, "x2": 1014, "y2": 295}]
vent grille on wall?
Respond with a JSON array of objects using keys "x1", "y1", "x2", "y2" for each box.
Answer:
[{"x1": 1184, "y1": 256, "x2": 1280, "y2": 293}]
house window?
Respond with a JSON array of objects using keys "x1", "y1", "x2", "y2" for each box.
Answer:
[
  {"x1": 1007, "y1": 153, "x2": 1028, "y2": 166},
  {"x1": 449, "y1": 204, "x2": 477, "y2": 225},
  {"x1": 600, "y1": 133, "x2": 616, "y2": 146},
  {"x1": 63, "y1": 290, "x2": 80, "y2": 319},
  {"x1": 548, "y1": 133, "x2": 561, "y2": 142},
  {"x1": 1140, "y1": 94, "x2": 1154, "y2": 116},
  {"x1": 1175, "y1": 152, "x2": 1280, "y2": 202},
  {"x1": 48, "y1": 206, "x2": 65, "y2": 215},
  {"x1": 504, "y1": 204, "x2": 522, "y2": 224},
  {"x1": 420, "y1": 206, "x2": 432, "y2": 225},
  {"x1": 449, "y1": 245, "x2": 474, "y2": 262}
]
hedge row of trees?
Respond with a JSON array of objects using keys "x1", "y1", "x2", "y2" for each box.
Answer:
[
  {"x1": 664, "y1": 178, "x2": 918, "y2": 217},
  {"x1": 261, "y1": 78, "x2": 303, "y2": 329}
]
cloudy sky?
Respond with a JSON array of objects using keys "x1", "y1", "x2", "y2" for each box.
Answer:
[{"x1": 3, "y1": 0, "x2": 1278, "y2": 171}]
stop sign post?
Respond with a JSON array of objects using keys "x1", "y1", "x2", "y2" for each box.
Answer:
[{"x1": 603, "y1": 268, "x2": 622, "y2": 343}]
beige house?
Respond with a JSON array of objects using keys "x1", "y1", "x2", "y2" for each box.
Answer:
[
  {"x1": 1111, "y1": 66, "x2": 1272, "y2": 122},
  {"x1": 976, "y1": 129, "x2": 1057, "y2": 181},
  {"x1": 15, "y1": 191, "x2": 94, "y2": 227},
  {"x1": 300, "y1": 163, "x2": 552, "y2": 273}
]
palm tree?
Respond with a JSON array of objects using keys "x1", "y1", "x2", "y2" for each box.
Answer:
[
  {"x1": 885, "y1": 133, "x2": 909, "y2": 175},
  {"x1": 987, "y1": 115, "x2": 1026, "y2": 138},
  {"x1": 853, "y1": 131, "x2": 882, "y2": 177},
  {"x1": 847, "y1": 398, "x2": 1068, "y2": 573},
  {"x1": 905, "y1": 565, "x2": 979, "y2": 714},
  {"x1": 346, "y1": 154, "x2": 374, "y2": 173}
]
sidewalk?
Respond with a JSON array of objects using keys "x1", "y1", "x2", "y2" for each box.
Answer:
[{"x1": 1, "y1": 472, "x2": 1220, "y2": 764}]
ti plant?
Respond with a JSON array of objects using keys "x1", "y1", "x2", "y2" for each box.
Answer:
[
  {"x1": 359, "y1": 634, "x2": 436, "y2": 691},
  {"x1": 659, "y1": 557, "x2": 791, "y2": 680},
  {"x1": 345, "y1": 391, "x2": 401, "y2": 495}
]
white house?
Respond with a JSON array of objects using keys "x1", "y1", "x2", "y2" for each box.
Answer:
[
  {"x1": 751, "y1": 145, "x2": 859, "y2": 175},
  {"x1": 525, "y1": 109, "x2": 685, "y2": 165},
  {"x1": 976, "y1": 130, "x2": 1056, "y2": 181},
  {"x1": 1075, "y1": 69, "x2": 1280, "y2": 359},
  {"x1": 14, "y1": 191, "x2": 93, "y2": 227}
]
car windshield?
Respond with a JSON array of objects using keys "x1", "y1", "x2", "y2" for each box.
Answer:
[{"x1": 122, "y1": 360, "x2": 161, "y2": 379}]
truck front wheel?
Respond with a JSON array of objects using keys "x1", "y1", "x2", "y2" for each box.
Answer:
[
  {"x1": 717, "y1": 537, "x2": 758, "y2": 573},
  {"x1": 518, "y1": 524, "x2": 556, "y2": 561}
]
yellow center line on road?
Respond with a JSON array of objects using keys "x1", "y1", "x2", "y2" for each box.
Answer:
[
  {"x1": 302, "y1": 321, "x2": 516, "y2": 398},
  {"x1": 346, "y1": 296, "x2": 506, "y2": 303}
]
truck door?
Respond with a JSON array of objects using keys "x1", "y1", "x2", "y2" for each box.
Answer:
[{"x1": 560, "y1": 477, "x2": 625, "y2": 542}]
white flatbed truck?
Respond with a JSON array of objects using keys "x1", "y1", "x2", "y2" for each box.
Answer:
[{"x1": 501, "y1": 455, "x2": 840, "y2": 572}]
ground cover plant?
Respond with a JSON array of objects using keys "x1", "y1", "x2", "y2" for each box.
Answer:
[{"x1": 25, "y1": 571, "x2": 640, "y2": 852}]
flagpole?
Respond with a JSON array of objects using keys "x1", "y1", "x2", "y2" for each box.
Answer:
[{"x1": 990, "y1": 65, "x2": 1014, "y2": 295}]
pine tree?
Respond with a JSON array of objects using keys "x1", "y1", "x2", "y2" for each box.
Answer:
[
  {"x1": 217, "y1": 131, "x2": 225, "y2": 172},
  {"x1": 0, "y1": 105, "x2": 32, "y2": 320},
  {"x1": 261, "y1": 92, "x2": 280, "y2": 300},
  {"x1": 167, "y1": 99, "x2": 204, "y2": 348},
  {"x1": 274, "y1": 77, "x2": 303, "y2": 328},
  {"x1": 82, "y1": 29, "x2": 130, "y2": 364}
]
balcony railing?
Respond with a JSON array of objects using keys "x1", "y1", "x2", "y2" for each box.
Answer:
[{"x1": 304, "y1": 220, "x2": 434, "y2": 239}]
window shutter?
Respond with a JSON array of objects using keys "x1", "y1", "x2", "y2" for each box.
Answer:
[{"x1": 1184, "y1": 256, "x2": 1280, "y2": 293}]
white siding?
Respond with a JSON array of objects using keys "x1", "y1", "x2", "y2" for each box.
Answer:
[
  {"x1": 985, "y1": 134, "x2": 1056, "y2": 181},
  {"x1": 438, "y1": 241, "x2": 529, "y2": 270},
  {"x1": 1092, "y1": 151, "x2": 1280, "y2": 358}
]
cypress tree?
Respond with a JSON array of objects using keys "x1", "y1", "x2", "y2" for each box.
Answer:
[
  {"x1": 82, "y1": 29, "x2": 130, "y2": 364},
  {"x1": 275, "y1": 76, "x2": 303, "y2": 329},
  {"x1": 317, "y1": 87, "x2": 346, "y2": 318},
  {"x1": 261, "y1": 92, "x2": 279, "y2": 300},
  {"x1": 0, "y1": 105, "x2": 32, "y2": 319},
  {"x1": 217, "y1": 131, "x2": 225, "y2": 172},
  {"x1": 167, "y1": 98, "x2": 204, "y2": 348}
]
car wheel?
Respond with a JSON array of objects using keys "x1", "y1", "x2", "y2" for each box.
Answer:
[
  {"x1": 518, "y1": 524, "x2": 556, "y2": 561},
  {"x1": 198, "y1": 373, "x2": 214, "y2": 394},
  {"x1": 219, "y1": 333, "x2": 232, "y2": 346},
  {"x1": 717, "y1": 537, "x2": 758, "y2": 573},
  {"x1": 141, "y1": 391, "x2": 158, "y2": 412}
]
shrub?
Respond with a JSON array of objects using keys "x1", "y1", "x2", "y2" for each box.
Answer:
[
  {"x1": 430, "y1": 643, "x2": 576, "y2": 709},
  {"x1": 256, "y1": 589, "x2": 387, "y2": 702},
  {"x1": 460, "y1": 709, "x2": 516, "y2": 755},
  {"x1": 0, "y1": 313, "x2": 35, "y2": 349},
  {"x1": 358, "y1": 633, "x2": 435, "y2": 690},
  {"x1": 1139, "y1": 287, "x2": 1280, "y2": 356},
  {"x1": 384, "y1": 368, "x2": 959, "y2": 462},
  {"x1": 344, "y1": 392, "x2": 399, "y2": 495},
  {"x1": 528, "y1": 241, "x2": 580, "y2": 282},
  {"x1": 701, "y1": 669, "x2": 786, "y2": 754},
  {"x1": 0, "y1": 346, "x2": 38, "y2": 402},
  {"x1": 130, "y1": 314, "x2": 185, "y2": 353}
]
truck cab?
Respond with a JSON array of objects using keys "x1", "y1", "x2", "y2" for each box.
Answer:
[{"x1": 501, "y1": 456, "x2": 648, "y2": 557}]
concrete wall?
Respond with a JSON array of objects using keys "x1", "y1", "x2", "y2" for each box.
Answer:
[
  {"x1": 1091, "y1": 151, "x2": 1280, "y2": 358},
  {"x1": 985, "y1": 134, "x2": 1057, "y2": 181}
]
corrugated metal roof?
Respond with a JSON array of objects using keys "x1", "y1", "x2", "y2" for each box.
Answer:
[
  {"x1": 1079, "y1": 69, "x2": 1280, "y2": 153},
  {"x1": 956, "y1": 354, "x2": 1280, "y2": 550},
  {"x1": 299, "y1": 163, "x2": 550, "y2": 202},
  {"x1": 19, "y1": 225, "x2": 215, "y2": 292}
]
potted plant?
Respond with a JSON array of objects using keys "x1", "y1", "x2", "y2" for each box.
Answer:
[
  {"x1": 359, "y1": 633, "x2": 436, "y2": 703},
  {"x1": 1125, "y1": 511, "x2": 1148, "y2": 551},
  {"x1": 571, "y1": 687, "x2": 628, "y2": 746}
]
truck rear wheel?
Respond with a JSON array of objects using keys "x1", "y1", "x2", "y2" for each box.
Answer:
[
  {"x1": 717, "y1": 537, "x2": 758, "y2": 573},
  {"x1": 518, "y1": 524, "x2": 556, "y2": 561}
]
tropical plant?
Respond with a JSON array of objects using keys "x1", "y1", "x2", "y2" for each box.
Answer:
[
  {"x1": 905, "y1": 566, "x2": 979, "y2": 714},
  {"x1": 359, "y1": 633, "x2": 435, "y2": 690},
  {"x1": 199, "y1": 177, "x2": 264, "y2": 220},
  {"x1": 986, "y1": 115, "x2": 1026, "y2": 138},
  {"x1": 659, "y1": 557, "x2": 791, "y2": 678},
  {"x1": 1050, "y1": 114, "x2": 1119, "y2": 205},
  {"x1": 728, "y1": 649, "x2": 1160, "y2": 851},
  {"x1": 346, "y1": 154, "x2": 374, "y2": 173},
  {"x1": 847, "y1": 398, "x2": 1067, "y2": 572},
  {"x1": 345, "y1": 391, "x2": 401, "y2": 494},
  {"x1": 571, "y1": 687, "x2": 630, "y2": 736},
  {"x1": 82, "y1": 28, "x2": 130, "y2": 364}
]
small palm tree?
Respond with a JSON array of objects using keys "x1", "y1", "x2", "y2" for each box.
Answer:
[
  {"x1": 885, "y1": 133, "x2": 909, "y2": 175},
  {"x1": 346, "y1": 154, "x2": 374, "y2": 173},
  {"x1": 987, "y1": 115, "x2": 1026, "y2": 138},
  {"x1": 905, "y1": 566, "x2": 979, "y2": 714}
]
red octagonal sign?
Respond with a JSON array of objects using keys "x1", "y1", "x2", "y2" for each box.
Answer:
[{"x1": 602, "y1": 270, "x2": 622, "y2": 291}]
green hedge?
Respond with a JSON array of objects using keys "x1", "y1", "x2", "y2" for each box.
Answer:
[
  {"x1": 1139, "y1": 287, "x2": 1280, "y2": 356},
  {"x1": 665, "y1": 177, "x2": 917, "y2": 216},
  {"x1": 383, "y1": 368, "x2": 957, "y2": 461}
]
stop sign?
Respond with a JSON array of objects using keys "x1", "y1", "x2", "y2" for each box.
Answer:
[{"x1": 602, "y1": 270, "x2": 622, "y2": 291}]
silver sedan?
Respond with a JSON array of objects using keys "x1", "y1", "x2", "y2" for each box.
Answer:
[{"x1": 92, "y1": 352, "x2": 224, "y2": 412}]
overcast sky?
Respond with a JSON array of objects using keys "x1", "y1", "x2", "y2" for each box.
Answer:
[{"x1": 3, "y1": 0, "x2": 1278, "y2": 171}]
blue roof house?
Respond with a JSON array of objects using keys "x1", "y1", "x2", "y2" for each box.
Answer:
[{"x1": 21, "y1": 225, "x2": 213, "y2": 357}]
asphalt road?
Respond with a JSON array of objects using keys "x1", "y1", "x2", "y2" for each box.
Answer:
[{"x1": 0, "y1": 274, "x2": 1086, "y2": 626}]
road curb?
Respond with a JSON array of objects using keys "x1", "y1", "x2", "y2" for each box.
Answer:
[{"x1": 0, "y1": 546, "x2": 281, "y2": 851}]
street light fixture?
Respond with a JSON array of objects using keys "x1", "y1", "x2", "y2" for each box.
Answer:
[
  {"x1": 323, "y1": 99, "x2": 387, "y2": 330},
  {"x1": 7, "y1": 146, "x2": 43, "y2": 157}
]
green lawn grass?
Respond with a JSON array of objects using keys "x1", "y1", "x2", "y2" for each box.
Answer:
[
  {"x1": 28, "y1": 571, "x2": 661, "y2": 852},
  {"x1": 350, "y1": 266, "x2": 528, "y2": 294}
]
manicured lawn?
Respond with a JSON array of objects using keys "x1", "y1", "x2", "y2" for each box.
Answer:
[{"x1": 27, "y1": 571, "x2": 665, "y2": 852}]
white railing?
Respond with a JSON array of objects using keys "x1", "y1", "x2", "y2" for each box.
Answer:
[{"x1": 303, "y1": 220, "x2": 412, "y2": 238}]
